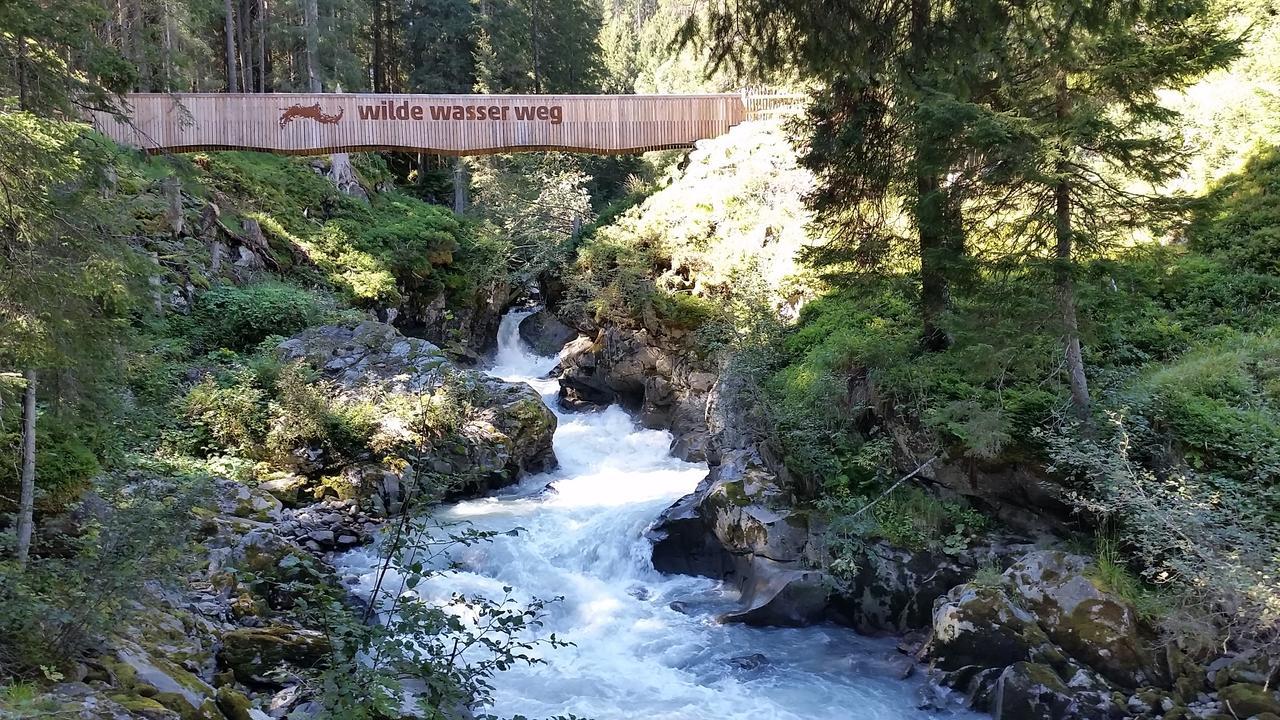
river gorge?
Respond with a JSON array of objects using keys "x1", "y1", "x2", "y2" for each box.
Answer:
[{"x1": 337, "y1": 310, "x2": 973, "y2": 719}]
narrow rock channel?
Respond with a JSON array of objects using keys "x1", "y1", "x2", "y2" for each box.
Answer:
[{"x1": 336, "y1": 310, "x2": 977, "y2": 720}]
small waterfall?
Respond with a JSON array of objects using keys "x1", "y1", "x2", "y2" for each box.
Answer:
[{"x1": 337, "y1": 309, "x2": 975, "y2": 719}]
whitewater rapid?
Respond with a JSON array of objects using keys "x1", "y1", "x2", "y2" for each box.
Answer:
[{"x1": 337, "y1": 309, "x2": 974, "y2": 720}]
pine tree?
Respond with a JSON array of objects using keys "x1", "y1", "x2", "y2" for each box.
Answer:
[
  {"x1": 975, "y1": 0, "x2": 1238, "y2": 416},
  {"x1": 403, "y1": 0, "x2": 477, "y2": 92},
  {"x1": 687, "y1": 0, "x2": 1009, "y2": 349}
]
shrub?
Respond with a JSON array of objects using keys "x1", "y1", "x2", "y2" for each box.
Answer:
[
  {"x1": 0, "y1": 411, "x2": 102, "y2": 513},
  {"x1": 191, "y1": 282, "x2": 323, "y2": 351},
  {"x1": 1190, "y1": 144, "x2": 1280, "y2": 275},
  {"x1": 181, "y1": 373, "x2": 268, "y2": 455}
]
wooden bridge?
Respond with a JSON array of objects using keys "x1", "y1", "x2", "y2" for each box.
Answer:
[{"x1": 90, "y1": 92, "x2": 797, "y2": 156}]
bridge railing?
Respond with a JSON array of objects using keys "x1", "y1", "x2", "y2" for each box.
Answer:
[{"x1": 741, "y1": 87, "x2": 808, "y2": 119}]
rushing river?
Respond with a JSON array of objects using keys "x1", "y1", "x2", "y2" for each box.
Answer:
[{"x1": 338, "y1": 309, "x2": 973, "y2": 720}]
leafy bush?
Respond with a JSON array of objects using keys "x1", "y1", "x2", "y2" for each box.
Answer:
[
  {"x1": 821, "y1": 484, "x2": 989, "y2": 579},
  {"x1": 191, "y1": 282, "x2": 323, "y2": 351},
  {"x1": 182, "y1": 373, "x2": 268, "y2": 454},
  {"x1": 0, "y1": 410, "x2": 103, "y2": 513}
]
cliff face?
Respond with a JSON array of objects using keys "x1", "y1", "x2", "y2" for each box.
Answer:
[{"x1": 553, "y1": 324, "x2": 717, "y2": 462}]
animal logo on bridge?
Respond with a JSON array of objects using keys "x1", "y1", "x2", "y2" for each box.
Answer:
[{"x1": 278, "y1": 104, "x2": 344, "y2": 129}]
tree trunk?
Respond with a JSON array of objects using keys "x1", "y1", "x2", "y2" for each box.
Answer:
[
  {"x1": 372, "y1": 0, "x2": 386, "y2": 92},
  {"x1": 224, "y1": 0, "x2": 239, "y2": 92},
  {"x1": 16, "y1": 37, "x2": 29, "y2": 110},
  {"x1": 256, "y1": 0, "x2": 267, "y2": 92},
  {"x1": 530, "y1": 0, "x2": 541, "y2": 92},
  {"x1": 917, "y1": 174, "x2": 954, "y2": 351},
  {"x1": 161, "y1": 0, "x2": 176, "y2": 91},
  {"x1": 453, "y1": 158, "x2": 468, "y2": 213},
  {"x1": 303, "y1": 0, "x2": 321, "y2": 92},
  {"x1": 1055, "y1": 72, "x2": 1090, "y2": 418},
  {"x1": 909, "y1": 0, "x2": 955, "y2": 352},
  {"x1": 15, "y1": 370, "x2": 36, "y2": 568}
]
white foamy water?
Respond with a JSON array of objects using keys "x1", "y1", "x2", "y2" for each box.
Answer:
[{"x1": 337, "y1": 309, "x2": 976, "y2": 720}]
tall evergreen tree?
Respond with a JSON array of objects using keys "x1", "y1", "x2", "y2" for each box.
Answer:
[
  {"x1": 686, "y1": 0, "x2": 1008, "y2": 350},
  {"x1": 975, "y1": 0, "x2": 1238, "y2": 416}
]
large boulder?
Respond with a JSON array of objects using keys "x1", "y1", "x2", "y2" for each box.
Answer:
[
  {"x1": 1002, "y1": 551, "x2": 1164, "y2": 688},
  {"x1": 991, "y1": 662, "x2": 1123, "y2": 720},
  {"x1": 827, "y1": 541, "x2": 978, "y2": 634},
  {"x1": 556, "y1": 325, "x2": 713, "y2": 461},
  {"x1": 219, "y1": 625, "x2": 331, "y2": 685},
  {"x1": 276, "y1": 321, "x2": 557, "y2": 498},
  {"x1": 923, "y1": 551, "x2": 1166, "y2": 718},
  {"x1": 518, "y1": 309, "x2": 578, "y2": 356}
]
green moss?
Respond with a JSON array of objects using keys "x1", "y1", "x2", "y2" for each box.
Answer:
[
  {"x1": 1219, "y1": 683, "x2": 1280, "y2": 717},
  {"x1": 109, "y1": 694, "x2": 170, "y2": 713},
  {"x1": 215, "y1": 686, "x2": 254, "y2": 720}
]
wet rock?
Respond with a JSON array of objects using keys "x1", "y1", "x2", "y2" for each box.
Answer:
[
  {"x1": 728, "y1": 653, "x2": 768, "y2": 670},
  {"x1": 827, "y1": 540, "x2": 975, "y2": 634},
  {"x1": 555, "y1": 325, "x2": 712, "y2": 461},
  {"x1": 721, "y1": 559, "x2": 830, "y2": 627},
  {"x1": 991, "y1": 662, "x2": 1122, "y2": 720},
  {"x1": 518, "y1": 309, "x2": 578, "y2": 356}
]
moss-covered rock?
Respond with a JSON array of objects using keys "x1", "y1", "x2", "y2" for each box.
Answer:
[
  {"x1": 992, "y1": 662, "x2": 1121, "y2": 720},
  {"x1": 926, "y1": 584, "x2": 1060, "y2": 672},
  {"x1": 219, "y1": 625, "x2": 331, "y2": 684},
  {"x1": 215, "y1": 685, "x2": 256, "y2": 720},
  {"x1": 1002, "y1": 551, "x2": 1163, "y2": 688},
  {"x1": 273, "y1": 321, "x2": 558, "y2": 499},
  {"x1": 1219, "y1": 683, "x2": 1280, "y2": 717}
]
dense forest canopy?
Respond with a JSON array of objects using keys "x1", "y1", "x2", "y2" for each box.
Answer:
[{"x1": 3, "y1": 0, "x2": 1280, "y2": 718}]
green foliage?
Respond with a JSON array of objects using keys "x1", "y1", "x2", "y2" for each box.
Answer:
[
  {"x1": 1127, "y1": 330, "x2": 1280, "y2": 480},
  {"x1": 177, "y1": 351, "x2": 379, "y2": 469},
  {"x1": 191, "y1": 282, "x2": 324, "y2": 351},
  {"x1": 182, "y1": 373, "x2": 269, "y2": 455},
  {"x1": 1085, "y1": 530, "x2": 1169, "y2": 622},
  {"x1": 1190, "y1": 144, "x2": 1280, "y2": 274},
  {"x1": 0, "y1": 407, "x2": 104, "y2": 513},
  {"x1": 0, "y1": 472, "x2": 205, "y2": 679},
  {"x1": 821, "y1": 484, "x2": 989, "y2": 579},
  {"x1": 308, "y1": 521, "x2": 570, "y2": 719},
  {"x1": 1044, "y1": 415, "x2": 1280, "y2": 642},
  {"x1": 564, "y1": 122, "x2": 817, "y2": 332}
]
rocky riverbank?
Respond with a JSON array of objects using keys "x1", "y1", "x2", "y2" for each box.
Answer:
[
  {"x1": 31, "y1": 319, "x2": 559, "y2": 719},
  {"x1": 528, "y1": 307, "x2": 1280, "y2": 720}
]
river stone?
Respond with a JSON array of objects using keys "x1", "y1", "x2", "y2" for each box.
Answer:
[
  {"x1": 721, "y1": 557, "x2": 831, "y2": 627},
  {"x1": 257, "y1": 474, "x2": 309, "y2": 507},
  {"x1": 991, "y1": 662, "x2": 1122, "y2": 720}
]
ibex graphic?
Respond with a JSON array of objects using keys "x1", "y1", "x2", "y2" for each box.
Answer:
[{"x1": 278, "y1": 104, "x2": 344, "y2": 129}]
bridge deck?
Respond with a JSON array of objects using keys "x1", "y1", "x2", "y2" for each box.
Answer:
[{"x1": 92, "y1": 93, "x2": 749, "y2": 156}]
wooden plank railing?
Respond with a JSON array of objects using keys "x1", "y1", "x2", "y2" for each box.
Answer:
[{"x1": 91, "y1": 93, "x2": 750, "y2": 156}]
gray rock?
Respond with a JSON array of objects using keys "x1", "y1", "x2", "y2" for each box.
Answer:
[
  {"x1": 728, "y1": 653, "x2": 768, "y2": 670},
  {"x1": 518, "y1": 309, "x2": 578, "y2": 356}
]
